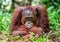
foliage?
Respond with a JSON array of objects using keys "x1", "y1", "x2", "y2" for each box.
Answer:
[
  {"x1": 0, "y1": 10, "x2": 12, "y2": 32},
  {"x1": 0, "y1": 0, "x2": 60, "y2": 42},
  {"x1": 47, "y1": 6, "x2": 60, "y2": 31}
]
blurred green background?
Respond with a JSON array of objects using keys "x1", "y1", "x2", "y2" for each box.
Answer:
[{"x1": 0, "y1": 0, "x2": 60, "y2": 42}]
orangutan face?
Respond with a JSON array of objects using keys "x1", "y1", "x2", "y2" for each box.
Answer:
[{"x1": 21, "y1": 9, "x2": 36, "y2": 28}]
